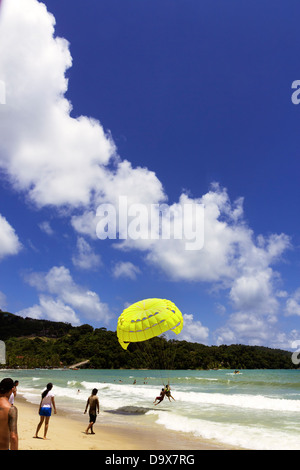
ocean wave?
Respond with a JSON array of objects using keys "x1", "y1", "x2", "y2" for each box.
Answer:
[
  {"x1": 194, "y1": 377, "x2": 218, "y2": 381},
  {"x1": 149, "y1": 411, "x2": 300, "y2": 450},
  {"x1": 173, "y1": 390, "x2": 300, "y2": 412},
  {"x1": 80, "y1": 381, "x2": 111, "y2": 390}
]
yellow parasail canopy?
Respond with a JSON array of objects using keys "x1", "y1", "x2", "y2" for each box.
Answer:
[{"x1": 117, "y1": 298, "x2": 183, "y2": 350}]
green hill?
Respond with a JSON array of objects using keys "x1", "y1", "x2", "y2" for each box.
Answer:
[
  {"x1": 0, "y1": 310, "x2": 296, "y2": 370},
  {"x1": 0, "y1": 310, "x2": 73, "y2": 340}
]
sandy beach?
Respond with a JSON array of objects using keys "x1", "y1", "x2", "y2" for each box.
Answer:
[{"x1": 15, "y1": 396, "x2": 232, "y2": 451}]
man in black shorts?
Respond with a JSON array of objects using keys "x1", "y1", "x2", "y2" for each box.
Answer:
[{"x1": 84, "y1": 388, "x2": 100, "y2": 434}]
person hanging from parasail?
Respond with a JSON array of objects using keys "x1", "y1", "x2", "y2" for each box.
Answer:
[
  {"x1": 117, "y1": 298, "x2": 183, "y2": 407},
  {"x1": 164, "y1": 383, "x2": 175, "y2": 402},
  {"x1": 153, "y1": 387, "x2": 165, "y2": 405}
]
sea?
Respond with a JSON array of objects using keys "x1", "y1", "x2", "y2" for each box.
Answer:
[{"x1": 1, "y1": 368, "x2": 300, "y2": 450}]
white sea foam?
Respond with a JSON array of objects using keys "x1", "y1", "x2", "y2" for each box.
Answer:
[
  {"x1": 149, "y1": 411, "x2": 300, "y2": 450},
  {"x1": 194, "y1": 377, "x2": 218, "y2": 381},
  {"x1": 173, "y1": 390, "x2": 300, "y2": 412}
]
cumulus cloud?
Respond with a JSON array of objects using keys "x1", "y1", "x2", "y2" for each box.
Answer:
[
  {"x1": 285, "y1": 289, "x2": 300, "y2": 317},
  {"x1": 71, "y1": 160, "x2": 167, "y2": 241},
  {"x1": 215, "y1": 313, "x2": 273, "y2": 346},
  {"x1": 113, "y1": 184, "x2": 290, "y2": 295},
  {"x1": 0, "y1": 0, "x2": 165, "y2": 213},
  {"x1": 215, "y1": 311, "x2": 300, "y2": 350},
  {"x1": 0, "y1": 0, "x2": 115, "y2": 207},
  {"x1": 0, "y1": 213, "x2": 22, "y2": 259},
  {"x1": 229, "y1": 270, "x2": 279, "y2": 316},
  {"x1": 18, "y1": 296, "x2": 80, "y2": 325},
  {"x1": 180, "y1": 314, "x2": 209, "y2": 344},
  {"x1": 71, "y1": 211, "x2": 99, "y2": 240},
  {"x1": 18, "y1": 266, "x2": 112, "y2": 325},
  {"x1": 112, "y1": 261, "x2": 141, "y2": 280},
  {"x1": 38, "y1": 221, "x2": 54, "y2": 236},
  {"x1": 142, "y1": 186, "x2": 290, "y2": 284},
  {"x1": 72, "y1": 237, "x2": 101, "y2": 270}
]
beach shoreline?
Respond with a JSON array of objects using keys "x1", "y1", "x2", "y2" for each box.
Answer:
[{"x1": 15, "y1": 395, "x2": 240, "y2": 451}]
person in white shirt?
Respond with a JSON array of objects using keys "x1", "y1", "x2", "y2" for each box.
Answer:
[
  {"x1": 8, "y1": 380, "x2": 18, "y2": 405},
  {"x1": 34, "y1": 383, "x2": 57, "y2": 440}
]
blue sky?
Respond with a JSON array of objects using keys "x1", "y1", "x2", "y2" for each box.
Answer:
[{"x1": 0, "y1": 0, "x2": 300, "y2": 350}]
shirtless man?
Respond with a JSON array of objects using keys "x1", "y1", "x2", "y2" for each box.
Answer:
[
  {"x1": 84, "y1": 388, "x2": 100, "y2": 434},
  {"x1": 153, "y1": 388, "x2": 165, "y2": 405},
  {"x1": 0, "y1": 378, "x2": 18, "y2": 450}
]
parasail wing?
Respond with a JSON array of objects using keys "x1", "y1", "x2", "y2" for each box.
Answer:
[{"x1": 117, "y1": 298, "x2": 183, "y2": 350}]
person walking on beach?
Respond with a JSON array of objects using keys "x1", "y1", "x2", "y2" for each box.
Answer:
[
  {"x1": 35, "y1": 383, "x2": 56, "y2": 440},
  {"x1": 0, "y1": 378, "x2": 18, "y2": 450},
  {"x1": 84, "y1": 388, "x2": 100, "y2": 434}
]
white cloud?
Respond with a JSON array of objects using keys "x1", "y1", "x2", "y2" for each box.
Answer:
[
  {"x1": 211, "y1": 227, "x2": 291, "y2": 346},
  {"x1": 71, "y1": 211, "x2": 99, "y2": 240},
  {"x1": 112, "y1": 261, "x2": 141, "y2": 280},
  {"x1": 38, "y1": 221, "x2": 54, "y2": 236},
  {"x1": 214, "y1": 313, "x2": 271, "y2": 346},
  {"x1": 179, "y1": 314, "x2": 209, "y2": 344},
  {"x1": 20, "y1": 265, "x2": 112, "y2": 324},
  {"x1": 215, "y1": 311, "x2": 300, "y2": 350},
  {"x1": 0, "y1": 0, "x2": 165, "y2": 214},
  {"x1": 100, "y1": 159, "x2": 166, "y2": 208},
  {"x1": 18, "y1": 296, "x2": 80, "y2": 325},
  {"x1": 276, "y1": 290, "x2": 288, "y2": 298},
  {"x1": 0, "y1": 79, "x2": 6, "y2": 105},
  {"x1": 38, "y1": 295, "x2": 80, "y2": 325},
  {"x1": 113, "y1": 185, "x2": 290, "y2": 310},
  {"x1": 215, "y1": 327, "x2": 236, "y2": 346},
  {"x1": 141, "y1": 186, "x2": 290, "y2": 285},
  {"x1": 229, "y1": 269, "x2": 279, "y2": 315},
  {"x1": 72, "y1": 237, "x2": 101, "y2": 270},
  {"x1": 17, "y1": 304, "x2": 43, "y2": 320},
  {"x1": 285, "y1": 289, "x2": 300, "y2": 317},
  {"x1": 0, "y1": 213, "x2": 22, "y2": 259},
  {"x1": 0, "y1": 0, "x2": 113, "y2": 207},
  {"x1": 71, "y1": 160, "x2": 167, "y2": 241}
]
